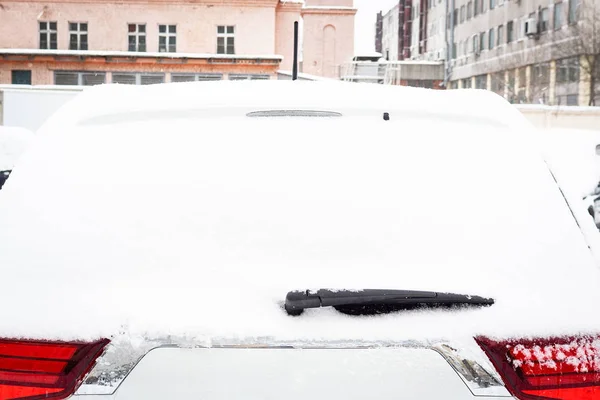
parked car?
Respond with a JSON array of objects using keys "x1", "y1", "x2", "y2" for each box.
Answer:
[
  {"x1": 0, "y1": 170, "x2": 9, "y2": 190},
  {"x1": 0, "y1": 81, "x2": 598, "y2": 400},
  {"x1": 0, "y1": 126, "x2": 34, "y2": 191}
]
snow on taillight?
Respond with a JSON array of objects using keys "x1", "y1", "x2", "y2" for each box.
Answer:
[
  {"x1": 476, "y1": 335, "x2": 600, "y2": 400},
  {"x1": 0, "y1": 338, "x2": 109, "y2": 400}
]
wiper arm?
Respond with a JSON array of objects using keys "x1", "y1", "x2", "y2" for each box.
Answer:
[{"x1": 284, "y1": 289, "x2": 494, "y2": 316}]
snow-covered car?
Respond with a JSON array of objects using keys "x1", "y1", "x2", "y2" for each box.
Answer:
[
  {"x1": 540, "y1": 128, "x2": 600, "y2": 231},
  {"x1": 0, "y1": 126, "x2": 34, "y2": 190},
  {"x1": 0, "y1": 81, "x2": 599, "y2": 400}
]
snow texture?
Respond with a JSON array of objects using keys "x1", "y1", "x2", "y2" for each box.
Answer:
[
  {"x1": 0, "y1": 126, "x2": 34, "y2": 171},
  {"x1": 0, "y1": 81, "x2": 599, "y2": 345}
]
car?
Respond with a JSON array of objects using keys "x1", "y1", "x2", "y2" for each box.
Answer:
[
  {"x1": 0, "y1": 170, "x2": 9, "y2": 190},
  {"x1": 540, "y1": 128, "x2": 600, "y2": 231},
  {"x1": 0, "y1": 80, "x2": 599, "y2": 400},
  {"x1": 0, "y1": 126, "x2": 34, "y2": 191}
]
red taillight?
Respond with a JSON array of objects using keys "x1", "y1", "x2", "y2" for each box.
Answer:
[
  {"x1": 476, "y1": 336, "x2": 600, "y2": 400},
  {"x1": 0, "y1": 338, "x2": 109, "y2": 400}
]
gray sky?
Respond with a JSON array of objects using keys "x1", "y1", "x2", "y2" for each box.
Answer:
[{"x1": 354, "y1": 0, "x2": 399, "y2": 54}]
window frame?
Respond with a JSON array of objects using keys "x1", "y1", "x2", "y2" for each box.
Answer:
[
  {"x1": 507, "y1": 20, "x2": 514, "y2": 43},
  {"x1": 171, "y1": 73, "x2": 224, "y2": 82},
  {"x1": 540, "y1": 7, "x2": 550, "y2": 32},
  {"x1": 158, "y1": 24, "x2": 177, "y2": 53},
  {"x1": 39, "y1": 21, "x2": 57, "y2": 50},
  {"x1": 68, "y1": 22, "x2": 88, "y2": 51},
  {"x1": 497, "y1": 24, "x2": 504, "y2": 46},
  {"x1": 11, "y1": 70, "x2": 32, "y2": 85},
  {"x1": 568, "y1": 0, "x2": 579, "y2": 24},
  {"x1": 112, "y1": 72, "x2": 166, "y2": 85},
  {"x1": 54, "y1": 71, "x2": 105, "y2": 86},
  {"x1": 554, "y1": 1, "x2": 564, "y2": 29},
  {"x1": 480, "y1": 31, "x2": 486, "y2": 51},
  {"x1": 128, "y1": 23, "x2": 147, "y2": 52},
  {"x1": 217, "y1": 25, "x2": 235, "y2": 55}
]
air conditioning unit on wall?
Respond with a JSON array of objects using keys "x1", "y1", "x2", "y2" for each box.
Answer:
[{"x1": 525, "y1": 18, "x2": 537, "y2": 36}]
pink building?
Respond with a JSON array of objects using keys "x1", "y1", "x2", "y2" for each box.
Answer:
[{"x1": 0, "y1": 0, "x2": 356, "y2": 85}]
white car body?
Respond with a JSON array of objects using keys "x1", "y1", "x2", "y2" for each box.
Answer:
[{"x1": 0, "y1": 81, "x2": 599, "y2": 400}]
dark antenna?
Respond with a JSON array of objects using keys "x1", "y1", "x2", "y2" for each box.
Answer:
[{"x1": 292, "y1": 21, "x2": 299, "y2": 81}]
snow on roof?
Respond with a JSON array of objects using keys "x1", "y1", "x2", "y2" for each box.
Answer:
[
  {"x1": 37, "y1": 80, "x2": 529, "y2": 131},
  {"x1": 0, "y1": 81, "x2": 599, "y2": 343},
  {"x1": 0, "y1": 48, "x2": 283, "y2": 61},
  {"x1": 0, "y1": 126, "x2": 34, "y2": 171}
]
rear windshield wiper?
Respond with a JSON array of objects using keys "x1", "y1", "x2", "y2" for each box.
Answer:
[{"x1": 284, "y1": 289, "x2": 494, "y2": 316}]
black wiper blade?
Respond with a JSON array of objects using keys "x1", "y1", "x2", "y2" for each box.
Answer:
[{"x1": 284, "y1": 289, "x2": 494, "y2": 316}]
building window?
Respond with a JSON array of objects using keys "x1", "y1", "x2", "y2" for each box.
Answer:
[
  {"x1": 54, "y1": 71, "x2": 105, "y2": 86},
  {"x1": 507, "y1": 70, "x2": 515, "y2": 102},
  {"x1": 481, "y1": 0, "x2": 486, "y2": 13},
  {"x1": 462, "y1": 78, "x2": 472, "y2": 88},
  {"x1": 497, "y1": 25, "x2": 504, "y2": 45},
  {"x1": 112, "y1": 72, "x2": 165, "y2": 85},
  {"x1": 171, "y1": 73, "x2": 223, "y2": 82},
  {"x1": 460, "y1": 6, "x2": 465, "y2": 23},
  {"x1": 158, "y1": 25, "x2": 176, "y2": 52},
  {"x1": 554, "y1": 2, "x2": 564, "y2": 29},
  {"x1": 531, "y1": 63, "x2": 550, "y2": 103},
  {"x1": 480, "y1": 31, "x2": 486, "y2": 51},
  {"x1": 453, "y1": 8, "x2": 458, "y2": 24},
  {"x1": 568, "y1": 0, "x2": 578, "y2": 23},
  {"x1": 540, "y1": 8, "x2": 550, "y2": 32},
  {"x1": 217, "y1": 25, "x2": 235, "y2": 54},
  {"x1": 39, "y1": 21, "x2": 57, "y2": 50},
  {"x1": 11, "y1": 70, "x2": 32, "y2": 85},
  {"x1": 507, "y1": 21, "x2": 514, "y2": 42},
  {"x1": 489, "y1": 0, "x2": 495, "y2": 10},
  {"x1": 556, "y1": 58, "x2": 579, "y2": 106},
  {"x1": 452, "y1": 42, "x2": 457, "y2": 59},
  {"x1": 472, "y1": 35, "x2": 478, "y2": 52},
  {"x1": 474, "y1": 0, "x2": 479, "y2": 16},
  {"x1": 556, "y1": 57, "x2": 580, "y2": 83},
  {"x1": 69, "y1": 22, "x2": 88, "y2": 50},
  {"x1": 229, "y1": 74, "x2": 270, "y2": 80},
  {"x1": 467, "y1": 1, "x2": 473, "y2": 19},
  {"x1": 491, "y1": 72, "x2": 504, "y2": 95},
  {"x1": 519, "y1": 16, "x2": 527, "y2": 38},
  {"x1": 128, "y1": 24, "x2": 146, "y2": 52},
  {"x1": 488, "y1": 28, "x2": 495, "y2": 49},
  {"x1": 475, "y1": 74, "x2": 487, "y2": 89}
]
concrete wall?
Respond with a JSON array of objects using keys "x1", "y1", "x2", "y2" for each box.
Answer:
[
  {"x1": 517, "y1": 105, "x2": 600, "y2": 131},
  {"x1": 275, "y1": 2, "x2": 302, "y2": 71},
  {"x1": 301, "y1": 1, "x2": 356, "y2": 78}
]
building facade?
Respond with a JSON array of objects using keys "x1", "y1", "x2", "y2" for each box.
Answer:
[
  {"x1": 376, "y1": 0, "x2": 600, "y2": 105},
  {"x1": 0, "y1": 0, "x2": 356, "y2": 85}
]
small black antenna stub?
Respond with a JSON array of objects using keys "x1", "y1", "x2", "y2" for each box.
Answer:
[{"x1": 383, "y1": 112, "x2": 390, "y2": 121}]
